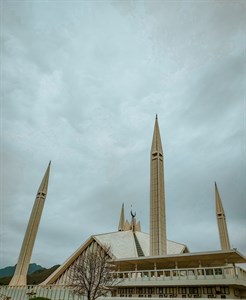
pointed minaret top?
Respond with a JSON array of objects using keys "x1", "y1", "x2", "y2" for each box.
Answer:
[
  {"x1": 151, "y1": 116, "x2": 163, "y2": 154},
  {"x1": 215, "y1": 182, "x2": 225, "y2": 215},
  {"x1": 38, "y1": 161, "x2": 51, "y2": 195},
  {"x1": 215, "y1": 181, "x2": 231, "y2": 250},
  {"x1": 118, "y1": 203, "x2": 125, "y2": 231}
]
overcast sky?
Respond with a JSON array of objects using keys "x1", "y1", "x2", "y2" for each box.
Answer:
[{"x1": 1, "y1": 0, "x2": 245, "y2": 269}]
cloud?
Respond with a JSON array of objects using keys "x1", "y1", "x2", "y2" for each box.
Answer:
[{"x1": 1, "y1": 0, "x2": 245, "y2": 268}]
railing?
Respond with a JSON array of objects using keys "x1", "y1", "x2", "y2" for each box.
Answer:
[
  {"x1": 1, "y1": 266, "x2": 245, "y2": 299},
  {"x1": 115, "y1": 266, "x2": 246, "y2": 284}
]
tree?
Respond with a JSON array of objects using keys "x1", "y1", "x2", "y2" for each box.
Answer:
[{"x1": 69, "y1": 244, "x2": 118, "y2": 300}]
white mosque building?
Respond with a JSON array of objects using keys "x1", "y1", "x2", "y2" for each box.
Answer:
[{"x1": 2, "y1": 117, "x2": 246, "y2": 299}]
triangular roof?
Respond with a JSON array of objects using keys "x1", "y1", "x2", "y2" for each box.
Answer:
[
  {"x1": 95, "y1": 231, "x2": 188, "y2": 258},
  {"x1": 41, "y1": 230, "x2": 188, "y2": 285}
]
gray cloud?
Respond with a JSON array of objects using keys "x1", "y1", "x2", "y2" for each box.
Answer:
[{"x1": 1, "y1": 0, "x2": 245, "y2": 268}]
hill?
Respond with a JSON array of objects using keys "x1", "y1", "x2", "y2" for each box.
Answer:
[
  {"x1": 0, "y1": 265, "x2": 60, "y2": 285},
  {"x1": 0, "y1": 263, "x2": 44, "y2": 278}
]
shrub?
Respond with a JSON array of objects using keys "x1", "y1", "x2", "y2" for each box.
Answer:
[{"x1": 32, "y1": 297, "x2": 51, "y2": 300}]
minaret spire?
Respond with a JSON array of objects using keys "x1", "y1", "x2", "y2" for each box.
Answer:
[
  {"x1": 151, "y1": 115, "x2": 163, "y2": 154},
  {"x1": 118, "y1": 203, "x2": 125, "y2": 231},
  {"x1": 215, "y1": 182, "x2": 231, "y2": 250},
  {"x1": 9, "y1": 162, "x2": 51, "y2": 286},
  {"x1": 150, "y1": 116, "x2": 167, "y2": 256}
]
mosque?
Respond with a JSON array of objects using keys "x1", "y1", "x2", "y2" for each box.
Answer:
[{"x1": 3, "y1": 117, "x2": 246, "y2": 299}]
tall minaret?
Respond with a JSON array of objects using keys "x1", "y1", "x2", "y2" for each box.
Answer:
[
  {"x1": 118, "y1": 203, "x2": 125, "y2": 231},
  {"x1": 150, "y1": 116, "x2": 167, "y2": 256},
  {"x1": 215, "y1": 182, "x2": 231, "y2": 250},
  {"x1": 9, "y1": 162, "x2": 51, "y2": 286}
]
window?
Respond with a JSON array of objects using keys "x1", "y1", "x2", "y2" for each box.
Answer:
[{"x1": 215, "y1": 268, "x2": 222, "y2": 275}]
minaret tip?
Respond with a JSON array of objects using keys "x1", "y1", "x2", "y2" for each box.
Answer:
[
  {"x1": 215, "y1": 183, "x2": 231, "y2": 250},
  {"x1": 38, "y1": 162, "x2": 51, "y2": 194},
  {"x1": 118, "y1": 203, "x2": 125, "y2": 231},
  {"x1": 151, "y1": 114, "x2": 163, "y2": 154}
]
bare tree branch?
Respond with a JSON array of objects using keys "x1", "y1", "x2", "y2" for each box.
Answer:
[{"x1": 69, "y1": 243, "x2": 119, "y2": 300}]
